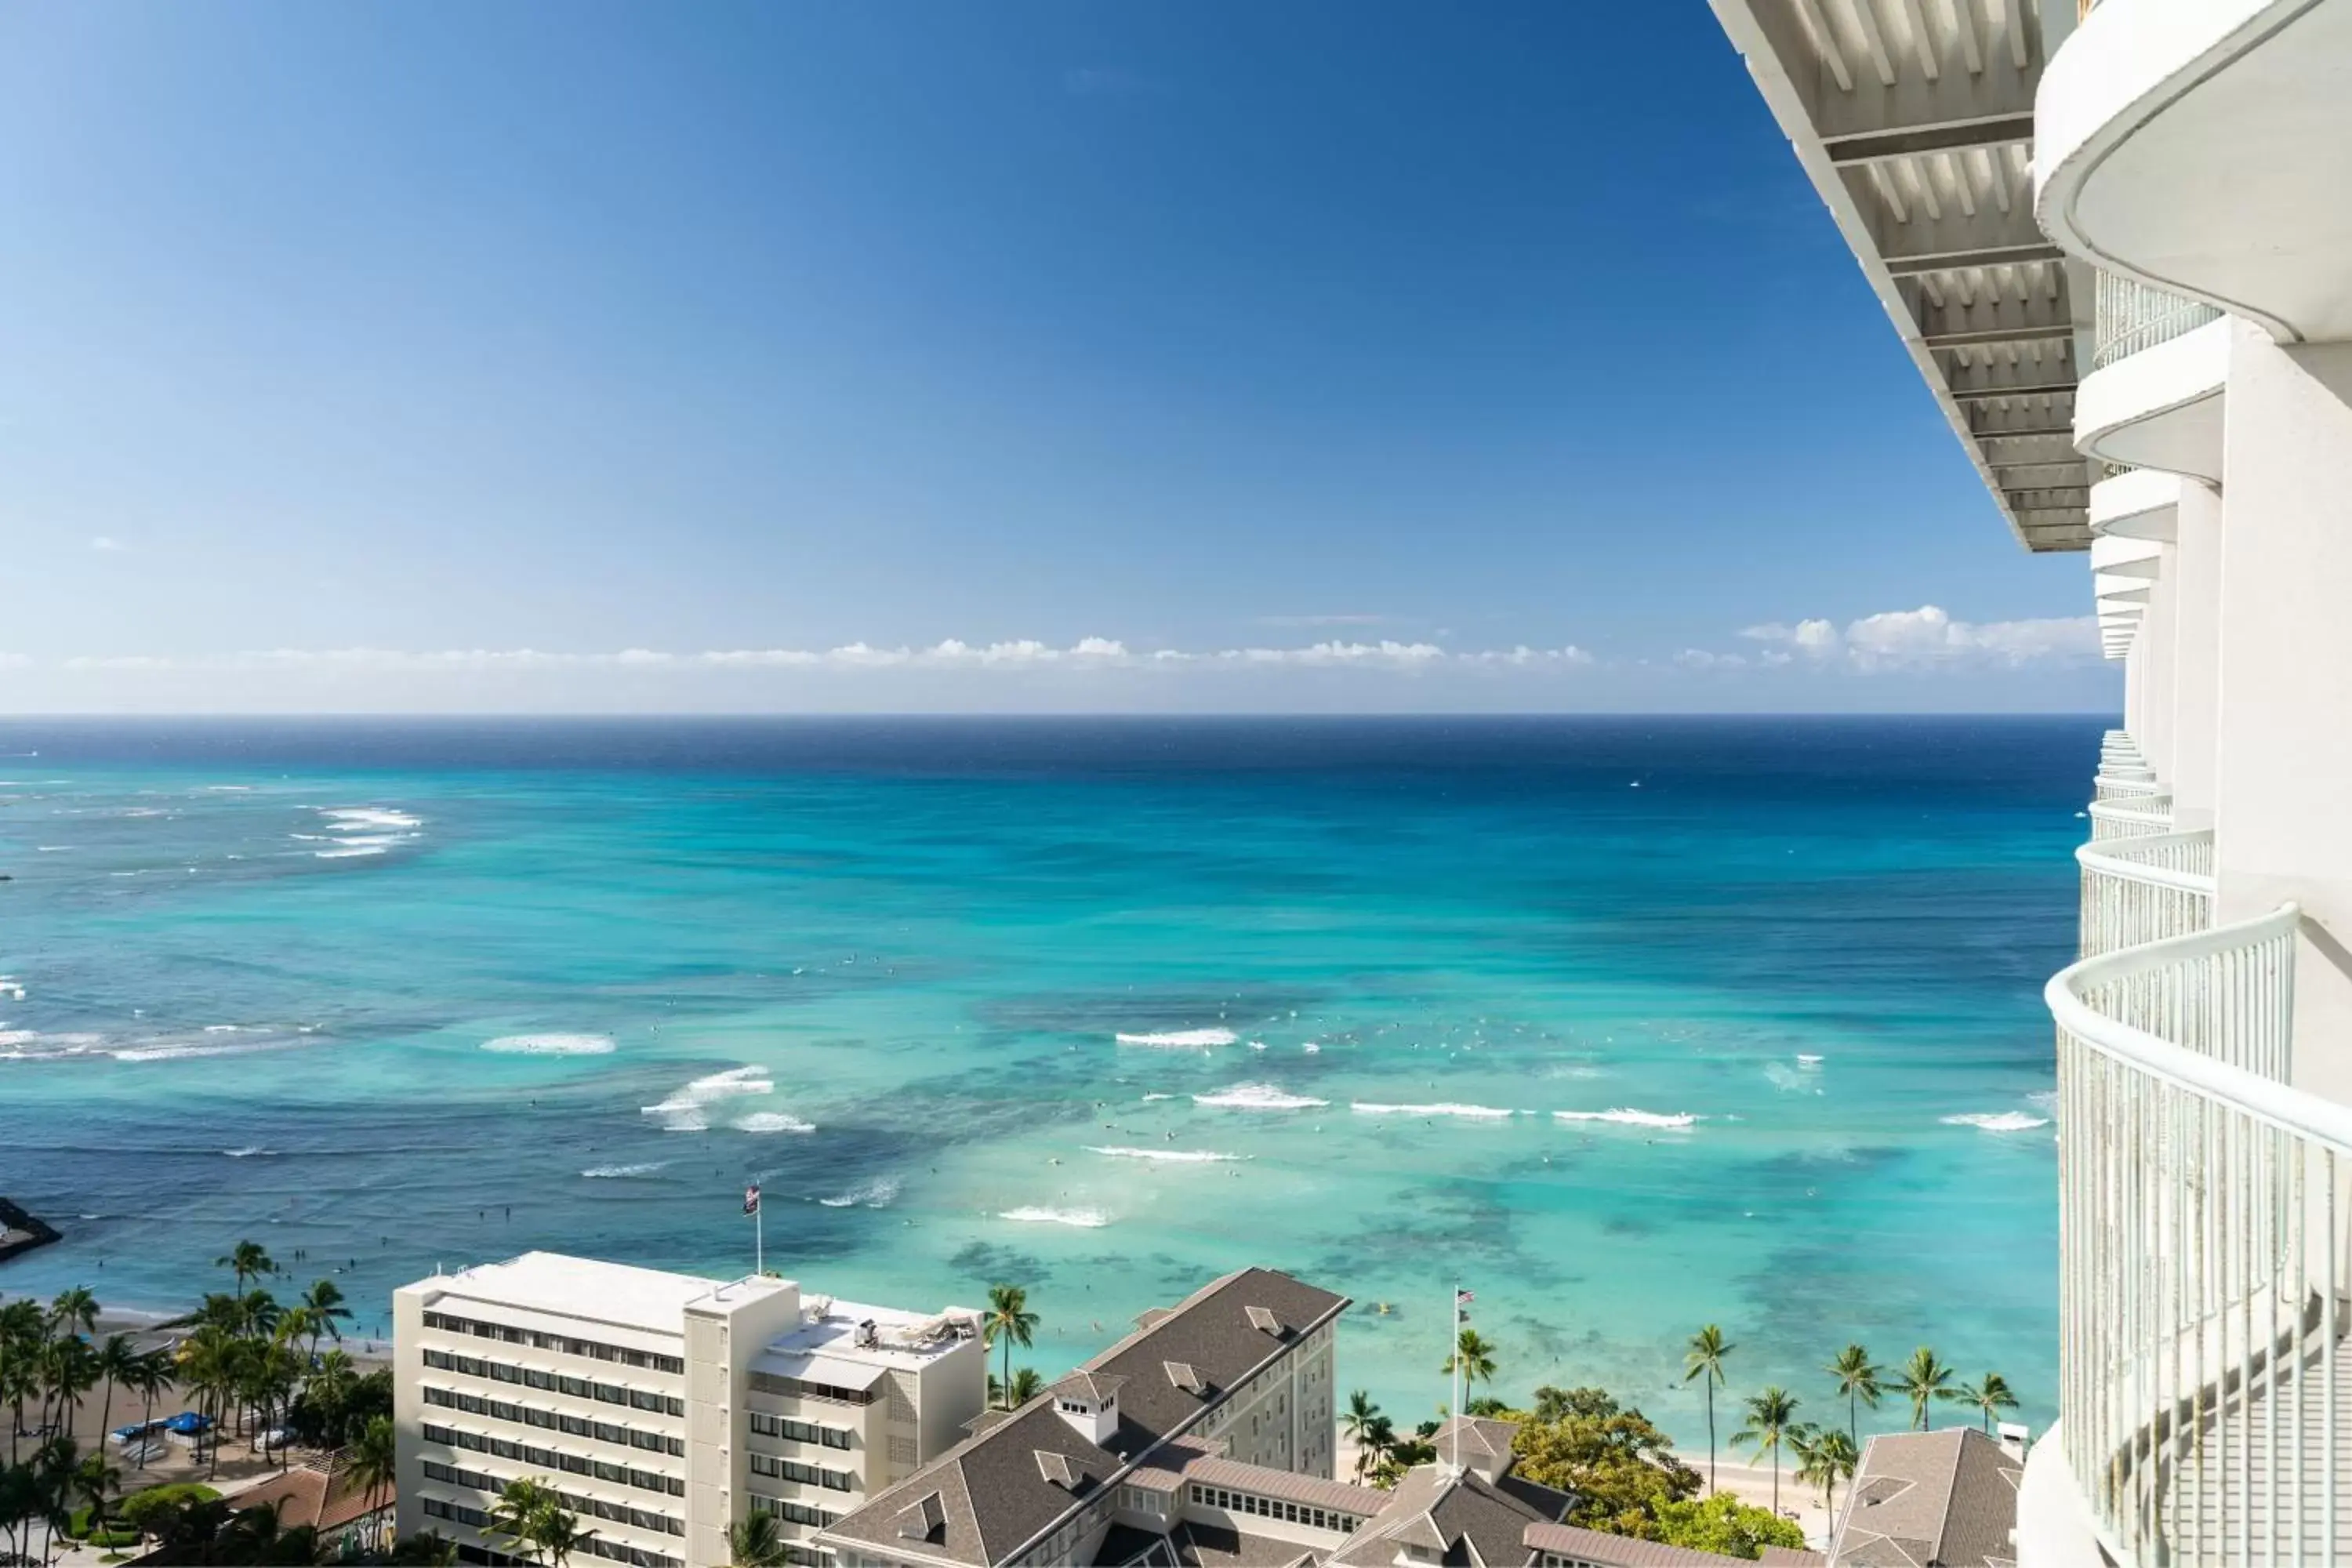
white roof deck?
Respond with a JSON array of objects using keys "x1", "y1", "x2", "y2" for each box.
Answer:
[
  {"x1": 752, "y1": 1297, "x2": 981, "y2": 1381},
  {"x1": 419, "y1": 1250, "x2": 724, "y2": 1339}
]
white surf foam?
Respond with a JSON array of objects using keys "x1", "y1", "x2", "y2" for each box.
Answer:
[
  {"x1": 1115, "y1": 1028, "x2": 1237, "y2": 1048},
  {"x1": 642, "y1": 1065, "x2": 774, "y2": 1131},
  {"x1": 223, "y1": 1147, "x2": 272, "y2": 1158},
  {"x1": 0, "y1": 980, "x2": 24, "y2": 1001},
  {"x1": 582, "y1": 1162, "x2": 670, "y2": 1178},
  {"x1": 998, "y1": 1206, "x2": 1109, "y2": 1228},
  {"x1": 1086, "y1": 1145, "x2": 1246, "y2": 1163},
  {"x1": 321, "y1": 808, "x2": 423, "y2": 830},
  {"x1": 1942, "y1": 1111, "x2": 2051, "y2": 1133},
  {"x1": 1140, "y1": 1092, "x2": 1174, "y2": 1102},
  {"x1": 113, "y1": 1041, "x2": 263, "y2": 1062},
  {"x1": 736, "y1": 1111, "x2": 815, "y2": 1134},
  {"x1": 483, "y1": 1033, "x2": 615, "y2": 1056},
  {"x1": 1192, "y1": 1083, "x2": 1328, "y2": 1111},
  {"x1": 1554, "y1": 1108, "x2": 1700, "y2": 1130},
  {"x1": 1350, "y1": 1102, "x2": 1516, "y2": 1120},
  {"x1": 1797, "y1": 1054, "x2": 1824, "y2": 1066},
  {"x1": 314, "y1": 846, "x2": 386, "y2": 859},
  {"x1": 818, "y1": 1178, "x2": 900, "y2": 1208}
]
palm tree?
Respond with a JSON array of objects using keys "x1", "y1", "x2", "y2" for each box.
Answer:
[
  {"x1": 1800, "y1": 1427, "x2": 1860, "y2": 1521},
  {"x1": 348, "y1": 1414, "x2": 399, "y2": 1533},
  {"x1": 1341, "y1": 1391, "x2": 1384, "y2": 1482},
  {"x1": 390, "y1": 1530, "x2": 462, "y2": 1565},
  {"x1": 982, "y1": 1285, "x2": 1039, "y2": 1410},
  {"x1": 0, "y1": 1300, "x2": 45, "y2": 1464},
  {"x1": 126, "y1": 1348, "x2": 175, "y2": 1472},
  {"x1": 728, "y1": 1510, "x2": 791, "y2": 1567},
  {"x1": 46, "y1": 1288, "x2": 99, "y2": 1342},
  {"x1": 1959, "y1": 1371, "x2": 2018, "y2": 1433},
  {"x1": 987, "y1": 1367, "x2": 1044, "y2": 1408},
  {"x1": 217, "y1": 1241, "x2": 275, "y2": 1301},
  {"x1": 177, "y1": 1327, "x2": 240, "y2": 1479},
  {"x1": 73, "y1": 1448, "x2": 120, "y2": 1547},
  {"x1": 1896, "y1": 1347, "x2": 1956, "y2": 1431},
  {"x1": 1825, "y1": 1344, "x2": 1882, "y2": 1448},
  {"x1": 533, "y1": 1504, "x2": 593, "y2": 1568},
  {"x1": 1442, "y1": 1328, "x2": 1497, "y2": 1397},
  {"x1": 1360, "y1": 1414, "x2": 1399, "y2": 1486},
  {"x1": 41, "y1": 1335, "x2": 97, "y2": 1454},
  {"x1": 1682, "y1": 1325, "x2": 1733, "y2": 1494},
  {"x1": 31, "y1": 1435, "x2": 79, "y2": 1567},
  {"x1": 299, "y1": 1279, "x2": 351, "y2": 1359},
  {"x1": 1730, "y1": 1385, "x2": 1802, "y2": 1514},
  {"x1": 487, "y1": 1477, "x2": 552, "y2": 1563},
  {"x1": 93, "y1": 1334, "x2": 140, "y2": 1450}
]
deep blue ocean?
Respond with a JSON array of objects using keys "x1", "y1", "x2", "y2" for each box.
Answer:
[{"x1": 0, "y1": 715, "x2": 2093, "y2": 1443}]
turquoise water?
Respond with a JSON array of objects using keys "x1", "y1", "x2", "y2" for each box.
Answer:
[{"x1": 0, "y1": 717, "x2": 2089, "y2": 1443}]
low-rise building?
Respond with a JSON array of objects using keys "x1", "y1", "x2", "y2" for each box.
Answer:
[
  {"x1": 392, "y1": 1252, "x2": 985, "y2": 1568},
  {"x1": 1824, "y1": 1427, "x2": 2022, "y2": 1568}
]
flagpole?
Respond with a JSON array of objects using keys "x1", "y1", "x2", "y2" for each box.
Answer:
[
  {"x1": 1449, "y1": 1284, "x2": 1461, "y2": 1477},
  {"x1": 756, "y1": 1200, "x2": 764, "y2": 1276}
]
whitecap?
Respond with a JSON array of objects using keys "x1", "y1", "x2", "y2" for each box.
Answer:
[
  {"x1": 582, "y1": 1162, "x2": 670, "y2": 1179},
  {"x1": 1797, "y1": 1054, "x2": 1825, "y2": 1066},
  {"x1": 0, "y1": 979, "x2": 24, "y2": 1001},
  {"x1": 1554, "y1": 1108, "x2": 1700, "y2": 1130},
  {"x1": 736, "y1": 1111, "x2": 816, "y2": 1134},
  {"x1": 1301, "y1": 1042, "x2": 1321, "y2": 1054},
  {"x1": 35, "y1": 846, "x2": 71, "y2": 853},
  {"x1": 1086, "y1": 1145, "x2": 1246, "y2": 1163},
  {"x1": 483, "y1": 1033, "x2": 615, "y2": 1056},
  {"x1": 1115, "y1": 1028, "x2": 1237, "y2": 1048},
  {"x1": 818, "y1": 1178, "x2": 900, "y2": 1208},
  {"x1": 223, "y1": 1146, "x2": 272, "y2": 1158},
  {"x1": 1140, "y1": 1092, "x2": 1174, "y2": 1102},
  {"x1": 112, "y1": 1042, "x2": 255, "y2": 1062},
  {"x1": 321, "y1": 808, "x2": 423, "y2": 830},
  {"x1": 1942, "y1": 1111, "x2": 2050, "y2": 1133},
  {"x1": 1350, "y1": 1102, "x2": 1516, "y2": 1120},
  {"x1": 314, "y1": 846, "x2": 386, "y2": 860},
  {"x1": 998, "y1": 1206, "x2": 1109, "y2": 1228},
  {"x1": 641, "y1": 1065, "x2": 775, "y2": 1131},
  {"x1": 1192, "y1": 1083, "x2": 1328, "y2": 1111}
]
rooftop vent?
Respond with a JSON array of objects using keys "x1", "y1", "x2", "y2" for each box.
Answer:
[
  {"x1": 1244, "y1": 1305, "x2": 1284, "y2": 1336},
  {"x1": 895, "y1": 1492, "x2": 946, "y2": 1541},
  {"x1": 1036, "y1": 1450, "x2": 1078, "y2": 1489},
  {"x1": 1165, "y1": 1360, "x2": 1207, "y2": 1396}
]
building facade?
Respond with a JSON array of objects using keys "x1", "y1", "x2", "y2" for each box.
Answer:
[
  {"x1": 1710, "y1": 1, "x2": 2352, "y2": 1563},
  {"x1": 392, "y1": 1253, "x2": 986, "y2": 1568}
]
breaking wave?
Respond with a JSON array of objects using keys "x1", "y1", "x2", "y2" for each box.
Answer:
[
  {"x1": 1192, "y1": 1083, "x2": 1328, "y2": 1111},
  {"x1": 1086, "y1": 1145, "x2": 1246, "y2": 1163},
  {"x1": 1115, "y1": 1028, "x2": 1237, "y2": 1048},
  {"x1": 818, "y1": 1178, "x2": 900, "y2": 1208},
  {"x1": 1350, "y1": 1102, "x2": 1516, "y2": 1120},
  {"x1": 483, "y1": 1033, "x2": 615, "y2": 1055},
  {"x1": 736, "y1": 1111, "x2": 816, "y2": 1134},
  {"x1": 1942, "y1": 1111, "x2": 2050, "y2": 1133},
  {"x1": 642, "y1": 1065, "x2": 773, "y2": 1131},
  {"x1": 1554, "y1": 1108, "x2": 1700, "y2": 1131},
  {"x1": 582, "y1": 1162, "x2": 670, "y2": 1178},
  {"x1": 998, "y1": 1206, "x2": 1109, "y2": 1228}
]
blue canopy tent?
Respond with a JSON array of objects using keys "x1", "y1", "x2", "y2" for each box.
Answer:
[{"x1": 162, "y1": 1410, "x2": 214, "y2": 1435}]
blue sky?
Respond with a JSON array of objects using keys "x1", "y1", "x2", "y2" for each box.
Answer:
[{"x1": 0, "y1": 0, "x2": 2113, "y2": 713}]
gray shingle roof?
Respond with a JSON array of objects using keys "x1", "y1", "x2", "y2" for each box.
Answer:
[
  {"x1": 1830, "y1": 1428, "x2": 2020, "y2": 1568},
  {"x1": 1525, "y1": 1519, "x2": 1803, "y2": 1567},
  {"x1": 819, "y1": 1268, "x2": 1349, "y2": 1567},
  {"x1": 1327, "y1": 1461, "x2": 1568, "y2": 1568},
  {"x1": 1179, "y1": 1453, "x2": 1386, "y2": 1518}
]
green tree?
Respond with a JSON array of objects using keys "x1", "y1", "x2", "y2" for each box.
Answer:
[
  {"x1": 72, "y1": 1448, "x2": 121, "y2": 1545},
  {"x1": 348, "y1": 1414, "x2": 399, "y2": 1536},
  {"x1": 1797, "y1": 1426, "x2": 1859, "y2": 1521},
  {"x1": 1509, "y1": 1386, "x2": 1701, "y2": 1541},
  {"x1": 1443, "y1": 1327, "x2": 1498, "y2": 1397},
  {"x1": 1650, "y1": 1490, "x2": 1809, "y2": 1559},
  {"x1": 1896, "y1": 1347, "x2": 1956, "y2": 1431},
  {"x1": 487, "y1": 1476, "x2": 560, "y2": 1564},
  {"x1": 533, "y1": 1504, "x2": 594, "y2": 1567},
  {"x1": 92, "y1": 1334, "x2": 140, "y2": 1456},
  {"x1": 982, "y1": 1284, "x2": 1039, "y2": 1410},
  {"x1": 1682, "y1": 1325, "x2": 1733, "y2": 1494},
  {"x1": 299, "y1": 1279, "x2": 352, "y2": 1360},
  {"x1": 728, "y1": 1509, "x2": 791, "y2": 1567},
  {"x1": 1958, "y1": 1371, "x2": 2018, "y2": 1433},
  {"x1": 0, "y1": 1300, "x2": 45, "y2": 1465},
  {"x1": 1825, "y1": 1344, "x2": 1882, "y2": 1448},
  {"x1": 46, "y1": 1288, "x2": 100, "y2": 1341},
  {"x1": 1341, "y1": 1391, "x2": 1385, "y2": 1483},
  {"x1": 125, "y1": 1348, "x2": 176, "y2": 1473},
  {"x1": 1728, "y1": 1386, "x2": 1800, "y2": 1515},
  {"x1": 390, "y1": 1529, "x2": 463, "y2": 1565},
  {"x1": 216, "y1": 1241, "x2": 276, "y2": 1301}
]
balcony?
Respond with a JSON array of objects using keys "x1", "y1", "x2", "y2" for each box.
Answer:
[
  {"x1": 2073, "y1": 274, "x2": 2228, "y2": 483},
  {"x1": 2047, "y1": 903, "x2": 2352, "y2": 1565},
  {"x1": 2090, "y1": 796, "x2": 2174, "y2": 842},
  {"x1": 2077, "y1": 828, "x2": 2212, "y2": 958}
]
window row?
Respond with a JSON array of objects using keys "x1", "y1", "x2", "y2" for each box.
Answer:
[
  {"x1": 750, "y1": 1370, "x2": 877, "y2": 1406},
  {"x1": 749, "y1": 1450, "x2": 855, "y2": 1491},
  {"x1": 424, "y1": 1493, "x2": 690, "y2": 1566},
  {"x1": 423, "y1": 1348, "x2": 684, "y2": 1415},
  {"x1": 1185, "y1": 1484, "x2": 1360, "y2": 1534},
  {"x1": 419, "y1": 1461, "x2": 684, "y2": 1538},
  {"x1": 424, "y1": 1383, "x2": 685, "y2": 1459},
  {"x1": 748, "y1": 1410, "x2": 854, "y2": 1450},
  {"x1": 751, "y1": 1496, "x2": 841, "y2": 1529},
  {"x1": 420, "y1": 1310, "x2": 687, "y2": 1375},
  {"x1": 421, "y1": 1418, "x2": 687, "y2": 1479}
]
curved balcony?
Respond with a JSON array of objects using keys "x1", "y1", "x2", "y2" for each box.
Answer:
[
  {"x1": 2090, "y1": 796, "x2": 2174, "y2": 841},
  {"x1": 2077, "y1": 828, "x2": 2212, "y2": 957},
  {"x1": 2091, "y1": 466, "x2": 2184, "y2": 544},
  {"x1": 2037, "y1": 0, "x2": 2352, "y2": 344},
  {"x1": 2048, "y1": 905, "x2": 2352, "y2": 1565},
  {"x1": 2074, "y1": 277, "x2": 2227, "y2": 483}
]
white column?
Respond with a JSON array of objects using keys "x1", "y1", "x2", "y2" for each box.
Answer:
[
  {"x1": 2168, "y1": 481, "x2": 2224, "y2": 829},
  {"x1": 2122, "y1": 636, "x2": 2146, "y2": 744},
  {"x1": 2212, "y1": 320, "x2": 2352, "y2": 1108},
  {"x1": 2136, "y1": 546, "x2": 2178, "y2": 781}
]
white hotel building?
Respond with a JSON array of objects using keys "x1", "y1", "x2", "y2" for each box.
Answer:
[
  {"x1": 1711, "y1": 0, "x2": 2352, "y2": 1563},
  {"x1": 392, "y1": 1254, "x2": 987, "y2": 1568}
]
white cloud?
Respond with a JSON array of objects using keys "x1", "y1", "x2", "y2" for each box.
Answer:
[
  {"x1": 1730, "y1": 605, "x2": 2098, "y2": 673},
  {"x1": 1218, "y1": 640, "x2": 1448, "y2": 668},
  {"x1": 1675, "y1": 648, "x2": 1746, "y2": 670},
  {"x1": 89, "y1": 535, "x2": 126, "y2": 553}
]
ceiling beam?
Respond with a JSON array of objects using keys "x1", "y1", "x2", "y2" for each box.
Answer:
[{"x1": 1824, "y1": 113, "x2": 2035, "y2": 165}]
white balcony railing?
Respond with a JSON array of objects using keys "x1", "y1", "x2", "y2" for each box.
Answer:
[
  {"x1": 2050, "y1": 905, "x2": 2352, "y2": 1566},
  {"x1": 2092, "y1": 797, "x2": 2176, "y2": 841},
  {"x1": 2099, "y1": 775, "x2": 2166, "y2": 801},
  {"x1": 2078, "y1": 829, "x2": 2216, "y2": 958},
  {"x1": 2096, "y1": 272, "x2": 2227, "y2": 371}
]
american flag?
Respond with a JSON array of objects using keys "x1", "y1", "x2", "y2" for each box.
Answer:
[
  {"x1": 743, "y1": 1185, "x2": 761, "y2": 1215},
  {"x1": 1456, "y1": 1287, "x2": 1475, "y2": 1305}
]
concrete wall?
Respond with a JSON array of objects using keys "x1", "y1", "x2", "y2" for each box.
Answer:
[
  {"x1": 2168, "y1": 481, "x2": 2225, "y2": 829},
  {"x1": 2213, "y1": 321, "x2": 2352, "y2": 1109},
  {"x1": 2135, "y1": 549, "x2": 2177, "y2": 781}
]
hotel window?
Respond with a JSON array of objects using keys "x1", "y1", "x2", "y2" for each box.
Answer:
[{"x1": 562, "y1": 1374, "x2": 593, "y2": 1397}]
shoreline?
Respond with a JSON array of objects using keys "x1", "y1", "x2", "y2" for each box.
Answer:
[{"x1": 0, "y1": 1289, "x2": 394, "y2": 1363}]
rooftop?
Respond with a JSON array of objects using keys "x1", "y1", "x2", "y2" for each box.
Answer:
[
  {"x1": 754, "y1": 1296, "x2": 982, "y2": 1377},
  {"x1": 1830, "y1": 1426, "x2": 2020, "y2": 1568},
  {"x1": 414, "y1": 1250, "x2": 778, "y2": 1338}
]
